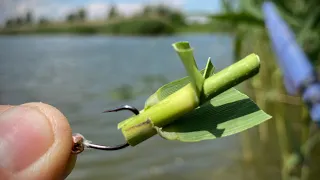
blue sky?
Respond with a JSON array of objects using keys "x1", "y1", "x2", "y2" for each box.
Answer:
[{"x1": 0, "y1": 0, "x2": 223, "y2": 24}]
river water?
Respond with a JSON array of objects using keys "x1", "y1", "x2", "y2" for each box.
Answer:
[{"x1": 0, "y1": 34, "x2": 261, "y2": 180}]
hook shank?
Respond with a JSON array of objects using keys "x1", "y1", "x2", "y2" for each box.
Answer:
[
  {"x1": 71, "y1": 105, "x2": 139, "y2": 153},
  {"x1": 86, "y1": 142, "x2": 130, "y2": 151}
]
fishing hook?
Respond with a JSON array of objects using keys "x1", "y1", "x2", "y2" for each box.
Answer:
[{"x1": 71, "y1": 105, "x2": 139, "y2": 154}]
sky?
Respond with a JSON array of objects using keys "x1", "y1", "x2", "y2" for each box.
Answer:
[{"x1": 0, "y1": 0, "x2": 223, "y2": 24}]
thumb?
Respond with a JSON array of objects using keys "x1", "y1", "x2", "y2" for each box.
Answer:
[{"x1": 0, "y1": 103, "x2": 77, "y2": 180}]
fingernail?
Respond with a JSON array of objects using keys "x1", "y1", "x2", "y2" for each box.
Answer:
[{"x1": 0, "y1": 106, "x2": 54, "y2": 172}]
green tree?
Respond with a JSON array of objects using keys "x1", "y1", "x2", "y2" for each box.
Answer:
[
  {"x1": 15, "y1": 17, "x2": 23, "y2": 26},
  {"x1": 107, "y1": 5, "x2": 119, "y2": 20},
  {"x1": 66, "y1": 13, "x2": 76, "y2": 22},
  {"x1": 5, "y1": 19, "x2": 13, "y2": 28},
  {"x1": 25, "y1": 11, "x2": 33, "y2": 24},
  {"x1": 78, "y1": 8, "x2": 86, "y2": 21},
  {"x1": 168, "y1": 11, "x2": 186, "y2": 26},
  {"x1": 154, "y1": 4, "x2": 170, "y2": 17},
  {"x1": 39, "y1": 17, "x2": 49, "y2": 25},
  {"x1": 142, "y1": 5, "x2": 152, "y2": 16}
]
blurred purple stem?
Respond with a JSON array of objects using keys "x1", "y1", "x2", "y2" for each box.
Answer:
[{"x1": 262, "y1": 2, "x2": 320, "y2": 123}]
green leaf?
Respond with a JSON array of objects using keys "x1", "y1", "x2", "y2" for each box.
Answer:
[
  {"x1": 143, "y1": 61, "x2": 270, "y2": 142},
  {"x1": 143, "y1": 71, "x2": 200, "y2": 110},
  {"x1": 297, "y1": 7, "x2": 320, "y2": 44},
  {"x1": 158, "y1": 88, "x2": 271, "y2": 142},
  {"x1": 117, "y1": 52, "x2": 266, "y2": 145},
  {"x1": 241, "y1": 0, "x2": 264, "y2": 20},
  {"x1": 142, "y1": 67, "x2": 271, "y2": 142},
  {"x1": 144, "y1": 58, "x2": 214, "y2": 110},
  {"x1": 203, "y1": 57, "x2": 215, "y2": 79},
  {"x1": 119, "y1": 53, "x2": 261, "y2": 131},
  {"x1": 172, "y1": 41, "x2": 204, "y2": 97}
]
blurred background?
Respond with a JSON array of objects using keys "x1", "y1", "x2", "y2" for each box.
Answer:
[{"x1": 0, "y1": 0, "x2": 319, "y2": 179}]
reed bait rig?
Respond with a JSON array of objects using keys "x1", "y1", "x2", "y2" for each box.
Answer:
[{"x1": 71, "y1": 105, "x2": 139, "y2": 154}]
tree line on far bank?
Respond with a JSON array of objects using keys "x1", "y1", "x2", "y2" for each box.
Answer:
[{"x1": 4, "y1": 4, "x2": 186, "y2": 28}]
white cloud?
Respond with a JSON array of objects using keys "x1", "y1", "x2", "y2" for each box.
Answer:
[
  {"x1": 87, "y1": 3, "x2": 109, "y2": 20},
  {"x1": 151, "y1": 0, "x2": 185, "y2": 7},
  {"x1": 116, "y1": 3, "x2": 144, "y2": 16}
]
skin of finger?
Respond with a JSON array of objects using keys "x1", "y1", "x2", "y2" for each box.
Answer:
[
  {"x1": 0, "y1": 168, "x2": 12, "y2": 180},
  {"x1": 0, "y1": 105, "x2": 14, "y2": 114},
  {"x1": 11, "y1": 103, "x2": 76, "y2": 180},
  {"x1": 0, "y1": 105, "x2": 16, "y2": 180},
  {"x1": 62, "y1": 154, "x2": 78, "y2": 179}
]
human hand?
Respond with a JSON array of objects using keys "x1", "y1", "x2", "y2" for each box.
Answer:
[{"x1": 0, "y1": 103, "x2": 77, "y2": 180}]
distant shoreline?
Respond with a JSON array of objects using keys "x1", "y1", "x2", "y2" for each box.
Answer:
[
  {"x1": 0, "y1": 32, "x2": 231, "y2": 38},
  {"x1": 1, "y1": 5, "x2": 233, "y2": 37},
  {"x1": 0, "y1": 20, "x2": 232, "y2": 36}
]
